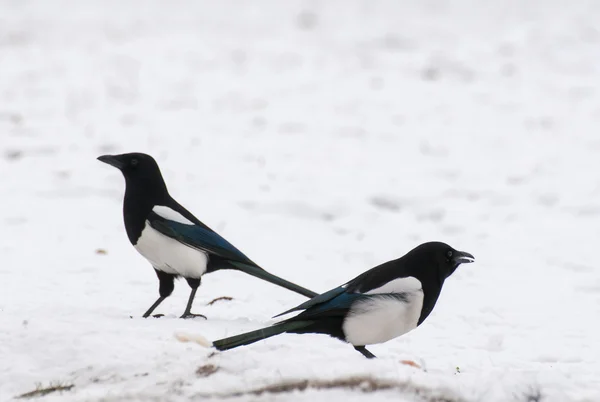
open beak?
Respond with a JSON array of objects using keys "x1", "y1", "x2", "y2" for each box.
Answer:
[
  {"x1": 453, "y1": 251, "x2": 475, "y2": 264},
  {"x1": 97, "y1": 154, "x2": 124, "y2": 169}
]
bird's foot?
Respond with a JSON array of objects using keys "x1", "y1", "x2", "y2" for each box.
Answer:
[
  {"x1": 138, "y1": 314, "x2": 165, "y2": 319},
  {"x1": 180, "y1": 313, "x2": 207, "y2": 320}
]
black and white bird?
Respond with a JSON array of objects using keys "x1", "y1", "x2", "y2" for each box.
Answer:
[
  {"x1": 191, "y1": 242, "x2": 474, "y2": 358},
  {"x1": 97, "y1": 152, "x2": 319, "y2": 319}
]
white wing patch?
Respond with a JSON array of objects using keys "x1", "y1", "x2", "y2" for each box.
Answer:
[
  {"x1": 152, "y1": 205, "x2": 194, "y2": 225},
  {"x1": 364, "y1": 276, "x2": 422, "y2": 295}
]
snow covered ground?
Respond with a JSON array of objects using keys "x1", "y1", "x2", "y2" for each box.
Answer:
[{"x1": 1, "y1": 0, "x2": 600, "y2": 400}]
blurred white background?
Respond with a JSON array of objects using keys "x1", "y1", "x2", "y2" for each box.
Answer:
[{"x1": 1, "y1": 1, "x2": 599, "y2": 401}]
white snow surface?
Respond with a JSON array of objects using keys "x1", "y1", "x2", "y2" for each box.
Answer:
[{"x1": 1, "y1": 1, "x2": 600, "y2": 401}]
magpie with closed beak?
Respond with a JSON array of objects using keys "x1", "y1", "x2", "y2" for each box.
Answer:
[
  {"x1": 191, "y1": 242, "x2": 474, "y2": 358},
  {"x1": 97, "y1": 152, "x2": 319, "y2": 319}
]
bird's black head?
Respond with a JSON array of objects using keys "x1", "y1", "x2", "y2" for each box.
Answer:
[
  {"x1": 408, "y1": 241, "x2": 475, "y2": 280},
  {"x1": 97, "y1": 152, "x2": 169, "y2": 199}
]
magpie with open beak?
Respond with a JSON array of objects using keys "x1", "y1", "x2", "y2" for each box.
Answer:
[
  {"x1": 192, "y1": 242, "x2": 474, "y2": 357},
  {"x1": 98, "y1": 152, "x2": 318, "y2": 319}
]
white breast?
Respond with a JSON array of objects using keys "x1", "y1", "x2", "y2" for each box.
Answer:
[
  {"x1": 342, "y1": 276, "x2": 424, "y2": 346},
  {"x1": 134, "y1": 222, "x2": 208, "y2": 279}
]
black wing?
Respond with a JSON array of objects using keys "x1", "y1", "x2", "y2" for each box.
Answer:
[{"x1": 147, "y1": 211, "x2": 255, "y2": 265}]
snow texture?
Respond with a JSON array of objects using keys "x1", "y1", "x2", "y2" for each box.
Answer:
[{"x1": 1, "y1": 1, "x2": 600, "y2": 401}]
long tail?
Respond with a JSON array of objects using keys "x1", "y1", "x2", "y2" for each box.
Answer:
[
  {"x1": 213, "y1": 320, "x2": 312, "y2": 351},
  {"x1": 229, "y1": 262, "x2": 318, "y2": 298}
]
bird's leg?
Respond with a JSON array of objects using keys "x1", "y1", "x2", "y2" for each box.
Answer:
[
  {"x1": 142, "y1": 269, "x2": 176, "y2": 318},
  {"x1": 181, "y1": 287, "x2": 206, "y2": 319},
  {"x1": 142, "y1": 296, "x2": 167, "y2": 318},
  {"x1": 354, "y1": 346, "x2": 377, "y2": 359},
  {"x1": 181, "y1": 278, "x2": 206, "y2": 319}
]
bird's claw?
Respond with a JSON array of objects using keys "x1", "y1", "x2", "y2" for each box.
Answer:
[
  {"x1": 180, "y1": 313, "x2": 207, "y2": 320},
  {"x1": 152, "y1": 314, "x2": 165, "y2": 318}
]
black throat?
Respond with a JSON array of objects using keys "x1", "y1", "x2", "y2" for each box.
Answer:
[
  {"x1": 416, "y1": 273, "x2": 445, "y2": 325},
  {"x1": 122, "y1": 176, "x2": 169, "y2": 244}
]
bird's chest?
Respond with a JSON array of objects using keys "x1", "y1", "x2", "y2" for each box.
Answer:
[
  {"x1": 133, "y1": 222, "x2": 208, "y2": 278},
  {"x1": 342, "y1": 290, "x2": 424, "y2": 346}
]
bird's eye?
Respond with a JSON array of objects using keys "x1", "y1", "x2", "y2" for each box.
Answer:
[
  {"x1": 447, "y1": 250, "x2": 453, "y2": 258},
  {"x1": 130, "y1": 159, "x2": 139, "y2": 167}
]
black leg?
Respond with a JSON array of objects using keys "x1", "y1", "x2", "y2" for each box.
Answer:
[
  {"x1": 180, "y1": 278, "x2": 206, "y2": 319},
  {"x1": 354, "y1": 346, "x2": 377, "y2": 359},
  {"x1": 143, "y1": 296, "x2": 167, "y2": 318},
  {"x1": 142, "y1": 269, "x2": 176, "y2": 318}
]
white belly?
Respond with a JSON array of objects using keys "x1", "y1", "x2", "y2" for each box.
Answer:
[
  {"x1": 133, "y1": 222, "x2": 208, "y2": 278},
  {"x1": 342, "y1": 291, "x2": 424, "y2": 346}
]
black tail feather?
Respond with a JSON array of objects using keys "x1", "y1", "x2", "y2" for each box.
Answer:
[
  {"x1": 229, "y1": 262, "x2": 318, "y2": 298},
  {"x1": 213, "y1": 320, "x2": 312, "y2": 351}
]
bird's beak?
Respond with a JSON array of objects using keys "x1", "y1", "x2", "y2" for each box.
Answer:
[
  {"x1": 97, "y1": 154, "x2": 124, "y2": 169},
  {"x1": 453, "y1": 251, "x2": 475, "y2": 264}
]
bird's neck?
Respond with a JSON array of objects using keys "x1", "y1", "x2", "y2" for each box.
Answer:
[
  {"x1": 416, "y1": 271, "x2": 445, "y2": 326},
  {"x1": 122, "y1": 182, "x2": 170, "y2": 244}
]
